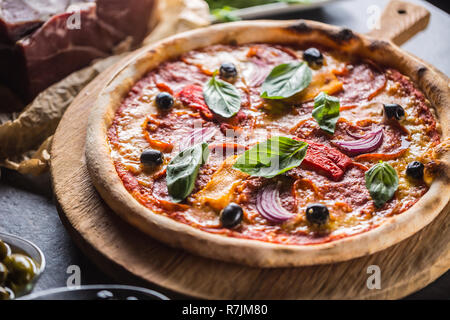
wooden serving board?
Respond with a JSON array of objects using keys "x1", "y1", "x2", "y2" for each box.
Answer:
[{"x1": 50, "y1": 1, "x2": 449, "y2": 299}]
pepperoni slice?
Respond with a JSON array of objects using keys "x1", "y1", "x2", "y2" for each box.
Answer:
[
  {"x1": 152, "y1": 61, "x2": 209, "y2": 93},
  {"x1": 115, "y1": 164, "x2": 139, "y2": 192},
  {"x1": 336, "y1": 63, "x2": 386, "y2": 107},
  {"x1": 177, "y1": 85, "x2": 214, "y2": 120}
]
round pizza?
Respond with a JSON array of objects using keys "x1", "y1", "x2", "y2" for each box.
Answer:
[{"x1": 86, "y1": 21, "x2": 450, "y2": 267}]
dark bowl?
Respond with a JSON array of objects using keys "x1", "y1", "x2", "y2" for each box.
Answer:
[{"x1": 18, "y1": 284, "x2": 170, "y2": 300}]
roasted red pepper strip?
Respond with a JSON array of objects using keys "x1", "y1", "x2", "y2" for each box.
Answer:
[
  {"x1": 177, "y1": 85, "x2": 214, "y2": 120},
  {"x1": 296, "y1": 140, "x2": 352, "y2": 181},
  {"x1": 156, "y1": 82, "x2": 174, "y2": 95},
  {"x1": 147, "y1": 138, "x2": 173, "y2": 153},
  {"x1": 355, "y1": 136, "x2": 410, "y2": 161}
]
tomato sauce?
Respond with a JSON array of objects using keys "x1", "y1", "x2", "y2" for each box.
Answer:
[{"x1": 107, "y1": 44, "x2": 440, "y2": 245}]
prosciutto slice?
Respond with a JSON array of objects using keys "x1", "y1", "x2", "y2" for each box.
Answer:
[{"x1": 0, "y1": 0, "x2": 156, "y2": 105}]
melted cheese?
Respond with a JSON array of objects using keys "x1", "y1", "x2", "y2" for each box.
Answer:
[
  {"x1": 296, "y1": 71, "x2": 343, "y2": 102},
  {"x1": 193, "y1": 155, "x2": 248, "y2": 211}
]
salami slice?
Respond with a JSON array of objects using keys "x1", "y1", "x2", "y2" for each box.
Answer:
[{"x1": 336, "y1": 63, "x2": 386, "y2": 107}]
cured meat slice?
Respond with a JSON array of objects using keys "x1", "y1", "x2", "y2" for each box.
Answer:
[
  {"x1": 0, "y1": 0, "x2": 156, "y2": 106},
  {"x1": 336, "y1": 63, "x2": 386, "y2": 106},
  {"x1": 154, "y1": 62, "x2": 209, "y2": 93},
  {"x1": 0, "y1": 0, "x2": 94, "y2": 44}
]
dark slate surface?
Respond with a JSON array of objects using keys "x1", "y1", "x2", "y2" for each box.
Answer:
[{"x1": 0, "y1": 0, "x2": 448, "y2": 299}]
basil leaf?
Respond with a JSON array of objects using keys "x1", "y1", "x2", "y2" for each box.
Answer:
[
  {"x1": 312, "y1": 92, "x2": 340, "y2": 134},
  {"x1": 206, "y1": 0, "x2": 309, "y2": 10},
  {"x1": 203, "y1": 73, "x2": 241, "y2": 118},
  {"x1": 261, "y1": 61, "x2": 312, "y2": 99},
  {"x1": 211, "y1": 6, "x2": 241, "y2": 22},
  {"x1": 365, "y1": 161, "x2": 399, "y2": 208},
  {"x1": 233, "y1": 136, "x2": 308, "y2": 178},
  {"x1": 166, "y1": 143, "x2": 210, "y2": 202}
]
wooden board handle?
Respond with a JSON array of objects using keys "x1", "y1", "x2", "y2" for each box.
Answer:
[{"x1": 368, "y1": 0, "x2": 430, "y2": 45}]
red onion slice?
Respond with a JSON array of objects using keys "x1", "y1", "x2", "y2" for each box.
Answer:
[
  {"x1": 247, "y1": 59, "x2": 271, "y2": 87},
  {"x1": 256, "y1": 183, "x2": 295, "y2": 223},
  {"x1": 332, "y1": 127, "x2": 383, "y2": 156},
  {"x1": 346, "y1": 126, "x2": 374, "y2": 139},
  {"x1": 180, "y1": 127, "x2": 217, "y2": 149}
]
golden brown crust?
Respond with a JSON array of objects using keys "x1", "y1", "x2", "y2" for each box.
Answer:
[{"x1": 85, "y1": 20, "x2": 450, "y2": 267}]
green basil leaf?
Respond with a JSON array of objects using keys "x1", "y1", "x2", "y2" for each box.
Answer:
[
  {"x1": 233, "y1": 136, "x2": 308, "y2": 178},
  {"x1": 365, "y1": 161, "x2": 399, "y2": 208},
  {"x1": 211, "y1": 6, "x2": 241, "y2": 22},
  {"x1": 203, "y1": 73, "x2": 241, "y2": 118},
  {"x1": 312, "y1": 92, "x2": 340, "y2": 134},
  {"x1": 166, "y1": 143, "x2": 210, "y2": 202},
  {"x1": 261, "y1": 61, "x2": 312, "y2": 99},
  {"x1": 206, "y1": 0, "x2": 309, "y2": 10}
]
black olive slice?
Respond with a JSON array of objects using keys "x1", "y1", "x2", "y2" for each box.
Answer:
[
  {"x1": 303, "y1": 48, "x2": 324, "y2": 67},
  {"x1": 220, "y1": 203, "x2": 243, "y2": 228},
  {"x1": 140, "y1": 149, "x2": 164, "y2": 166},
  {"x1": 155, "y1": 92, "x2": 174, "y2": 110},
  {"x1": 306, "y1": 204, "x2": 329, "y2": 225},
  {"x1": 383, "y1": 103, "x2": 405, "y2": 120},
  {"x1": 406, "y1": 161, "x2": 424, "y2": 180},
  {"x1": 219, "y1": 62, "x2": 238, "y2": 80}
]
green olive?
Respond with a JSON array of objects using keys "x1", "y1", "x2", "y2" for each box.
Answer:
[
  {"x1": 0, "y1": 262, "x2": 7, "y2": 284},
  {"x1": 0, "y1": 286, "x2": 12, "y2": 300},
  {"x1": 7, "y1": 281, "x2": 24, "y2": 297},
  {"x1": 0, "y1": 240, "x2": 11, "y2": 261},
  {"x1": 3, "y1": 254, "x2": 37, "y2": 286}
]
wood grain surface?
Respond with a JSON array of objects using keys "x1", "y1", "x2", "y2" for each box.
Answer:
[
  {"x1": 50, "y1": 1, "x2": 449, "y2": 299},
  {"x1": 368, "y1": 0, "x2": 430, "y2": 46}
]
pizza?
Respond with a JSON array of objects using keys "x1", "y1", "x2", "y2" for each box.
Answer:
[{"x1": 86, "y1": 21, "x2": 450, "y2": 267}]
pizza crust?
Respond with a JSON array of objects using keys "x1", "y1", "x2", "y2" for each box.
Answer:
[{"x1": 86, "y1": 20, "x2": 450, "y2": 267}]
